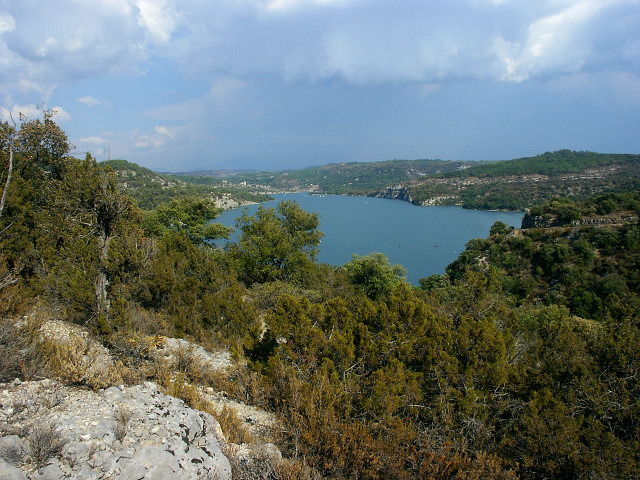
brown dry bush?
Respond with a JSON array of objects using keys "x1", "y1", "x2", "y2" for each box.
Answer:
[
  {"x1": 0, "y1": 316, "x2": 47, "y2": 382},
  {"x1": 38, "y1": 336, "x2": 123, "y2": 390},
  {"x1": 173, "y1": 344, "x2": 202, "y2": 382},
  {"x1": 223, "y1": 443, "x2": 319, "y2": 480},
  {"x1": 154, "y1": 366, "x2": 203, "y2": 409},
  {"x1": 0, "y1": 259, "x2": 29, "y2": 317},
  {"x1": 113, "y1": 404, "x2": 132, "y2": 442},
  {"x1": 201, "y1": 364, "x2": 270, "y2": 409},
  {"x1": 213, "y1": 404, "x2": 253, "y2": 445},
  {"x1": 27, "y1": 422, "x2": 66, "y2": 470}
]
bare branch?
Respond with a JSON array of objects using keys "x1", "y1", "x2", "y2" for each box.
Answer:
[{"x1": 0, "y1": 269, "x2": 18, "y2": 290}]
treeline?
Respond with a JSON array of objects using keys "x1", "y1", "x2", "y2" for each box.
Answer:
[
  {"x1": 442, "y1": 149, "x2": 640, "y2": 178},
  {"x1": 526, "y1": 191, "x2": 640, "y2": 221},
  {"x1": 1, "y1": 116, "x2": 639, "y2": 479},
  {"x1": 445, "y1": 192, "x2": 640, "y2": 321}
]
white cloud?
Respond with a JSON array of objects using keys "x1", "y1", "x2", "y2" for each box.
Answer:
[
  {"x1": 78, "y1": 136, "x2": 108, "y2": 145},
  {"x1": 419, "y1": 83, "x2": 441, "y2": 97},
  {"x1": 15, "y1": 79, "x2": 49, "y2": 95},
  {"x1": 262, "y1": 0, "x2": 350, "y2": 13},
  {"x1": 134, "y1": 0, "x2": 181, "y2": 43},
  {"x1": 169, "y1": 0, "x2": 637, "y2": 86},
  {"x1": 209, "y1": 77, "x2": 247, "y2": 98},
  {"x1": 35, "y1": 37, "x2": 59, "y2": 58},
  {"x1": 134, "y1": 132, "x2": 169, "y2": 149},
  {"x1": 0, "y1": 13, "x2": 15, "y2": 33},
  {"x1": 78, "y1": 96, "x2": 102, "y2": 107},
  {"x1": 1, "y1": 0, "x2": 637, "y2": 98},
  {"x1": 0, "y1": 0, "x2": 148, "y2": 96},
  {"x1": 50, "y1": 106, "x2": 71, "y2": 122},
  {"x1": 0, "y1": 104, "x2": 69, "y2": 122},
  {"x1": 0, "y1": 104, "x2": 45, "y2": 122},
  {"x1": 154, "y1": 125, "x2": 174, "y2": 138},
  {"x1": 499, "y1": 0, "x2": 604, "y2": 81}
]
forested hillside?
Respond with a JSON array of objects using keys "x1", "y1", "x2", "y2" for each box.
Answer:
[
  {"x1": 200, "y1": 159, "x2": 478, "y2": 195},
  {"x1": 1, "y1": 116, "x2": 639, "y2": 479},
  {"x1": 403, "y1": 150, "x2": 640, "y2": 210},
  {"x1": 103, "y1": 159, "x2": 272, "y2": 210},
  {"x1": 186, "y1": 150, "x2": 640, "y2": 211}
]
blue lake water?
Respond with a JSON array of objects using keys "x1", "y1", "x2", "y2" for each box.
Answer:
[{"x1": 214, "y1": 193, "x2": 523, "y2": 284}]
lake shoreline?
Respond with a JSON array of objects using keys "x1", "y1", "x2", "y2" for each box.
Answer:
[{"x1": 214, "y1": 193, "x2": 524, "y2": 284}]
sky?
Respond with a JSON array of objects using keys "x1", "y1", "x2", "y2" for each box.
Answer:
[{"x1": 1, "y1": 0, "x2": 639, "y2": 172}]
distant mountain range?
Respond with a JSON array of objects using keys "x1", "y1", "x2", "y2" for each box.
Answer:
[
  {"x1": 172, "y1": 169, "x2": 258, "y2": 178},
  {"x1": 104, "y1": 150, "x2": 640, "y2": 211}
]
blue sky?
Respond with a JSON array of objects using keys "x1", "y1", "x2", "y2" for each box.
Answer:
[{"x1": 1, "y1": 0, "x2": 639, "y2": 172}]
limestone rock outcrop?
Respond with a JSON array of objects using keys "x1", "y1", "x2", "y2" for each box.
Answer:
[
  {"x1": 0, "y1": 379, "x2": 231, "y2": 479},
  {"x1": 374, "y1": 185, "x2": 413, "y2": 203}
]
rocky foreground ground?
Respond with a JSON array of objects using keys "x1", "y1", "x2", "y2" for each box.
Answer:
[
  {"x1": 0, "y1": 380, "x2": 231, "y2": 479},
  {"x1": 0, "y1": 316, "x2": 283, "y2": 480}
]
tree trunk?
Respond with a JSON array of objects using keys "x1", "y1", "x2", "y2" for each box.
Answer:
[
  {"x1": 94, "y1": 231, "x2": 111, "y2": 317},
  {"x1": 0, "y1": 142, "x2": 13, "y2": 219}
]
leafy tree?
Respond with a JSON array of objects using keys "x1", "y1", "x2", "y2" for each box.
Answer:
[
  {"x1": 231, "y1": 200, "x2": 323, "y2": 285},
  {"x1": 14, "y1": 109, "x2": 71, "y2": 183},
  {"x1": 342, "y1": 252, "x2": 406, "y2": 299},
  {"x1": 134, "y1": 229, "x2": 256, "y2": 340},
  {"x1": 143, "y1": 196, "x2": 232, "y2": 244},
  {"x1": 62, "y1": 155, "x2": 138, "y2": 319},
  {"x1": 489, "y1": 220, "x2": 513, "y2": 236},
  {"x1": 0, "y1": 121, "x2": 16, "y2": 221},
  {"x1": 0, "y1": 111, "x2": 77, "y2": 315}
]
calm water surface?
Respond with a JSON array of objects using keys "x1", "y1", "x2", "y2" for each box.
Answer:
[{"x1": 214, "y1": 193, "x2": 523, "y2": 284}]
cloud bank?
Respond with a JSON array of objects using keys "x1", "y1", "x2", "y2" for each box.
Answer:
[
  {"x1": 0, "y1": 0, "x2": 638, "y2": 169},
  {"x1": 3, "y1": 0, "x2": 637, "y2": 92}
]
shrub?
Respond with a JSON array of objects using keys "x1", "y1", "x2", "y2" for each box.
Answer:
[
  {"x1": 39, "y1": 335, "x2": 123, "y2": 390},
  {"x1": 223, "y1": 443, "x2": 317, "y2": 480},
  {"x1": 0, "y1": 316, "x2": 47, "y2": 382},
  {"x1": 27, "y1": 422, "x2": 66, "y2": 470},
  {"x1": 113, "y1": 405, "x2": 132, "y2": 442},
  {"x1": 214, "y1": 404, "x2": 253, "y2": 445}
]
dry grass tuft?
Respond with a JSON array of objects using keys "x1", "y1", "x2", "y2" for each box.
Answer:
[
  {"x1": 223, "y1": 442, "x2": 319, "y2": 480},
  {"x1": 39, "y1": 336, "x2": 122, "y2": 390},
  {"x1": 213, "y1": 404, "x2": 253, "y2": 445},
  {"x1": 27, "y1": 422, "x2": 66, "y2": 470},
  {"x1": 113, "y1": 404, "x2": 132, "y2": 442}
]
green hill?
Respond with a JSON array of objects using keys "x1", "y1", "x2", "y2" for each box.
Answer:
[
  {"x1": 102, "y1": 159, "x2": 272, "y2": 210},
  {"x1": 443, "y1": 191, "x2": 640, "y2": 320},
  {"x1": 400, "y1": 150, "x2": 640, "y2": 210},
  {"x1": 217, "y1": 159, "x2": 479, "y2": 194},
  {"x1": 201, "y1": 151, "x2": 640, "y2": 211}
]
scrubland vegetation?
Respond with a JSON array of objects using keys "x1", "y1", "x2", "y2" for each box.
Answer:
[{"x1": 1, "y1": 114, "x2": 639, "y2": 479}]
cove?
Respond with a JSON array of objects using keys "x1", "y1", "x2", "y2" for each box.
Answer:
[{"x1": 214, "y1": 193, "x2": 524, "y2": 285}]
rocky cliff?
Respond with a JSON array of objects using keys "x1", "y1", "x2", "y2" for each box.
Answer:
[{"x1": 374, "y1": 185, "x2": 414, "y2": 203}]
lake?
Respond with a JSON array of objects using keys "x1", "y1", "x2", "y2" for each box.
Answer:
[{"x1": 214, "y1": 193, "x2": 524, "y2": 284}]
